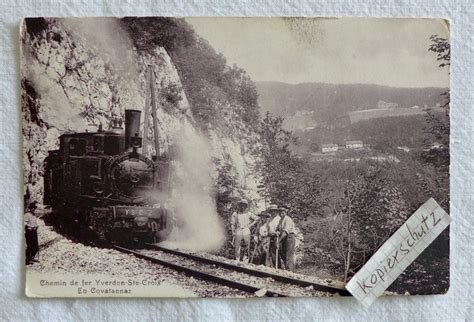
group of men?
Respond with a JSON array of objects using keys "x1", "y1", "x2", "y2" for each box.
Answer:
[{"x1": 230, "y1": 199, "x2": 297, "y2": 271}]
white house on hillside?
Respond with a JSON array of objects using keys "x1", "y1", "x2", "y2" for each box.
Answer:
[
  {"x1": 345, "y1": 140, "x2": 363, "y2": 149},
  {"x1": 321, "y1": 144, "x2": 339, "y2": 153}
]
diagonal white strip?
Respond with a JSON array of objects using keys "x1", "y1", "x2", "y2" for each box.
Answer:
[{"x1": 346, "y1": 198, "x2": 451, "y2": 307}]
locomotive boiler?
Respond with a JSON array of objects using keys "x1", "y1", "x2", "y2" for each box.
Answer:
[{"x1": 43, "y1": 109, "x2": 172, "y2": 243}]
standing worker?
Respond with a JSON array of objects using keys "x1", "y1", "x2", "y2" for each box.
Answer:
[
  {"x1": 251, "y1": 211, "x2": 271, "y2": 265},
  {"x1": 230, "y1": 199, "x2": 259, "y2": 262},
  {"x1": 277, "y1": 209, "x2": 297, "y2": 271},
  {"x1": 266, "y1": 204, "x2": 283, "y2": 268},
  {"x1": 25, "y1": 202, "x2": 39, "y2": 264}
]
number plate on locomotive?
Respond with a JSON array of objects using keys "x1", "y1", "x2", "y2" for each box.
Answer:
[{"x1": 112, "y1": 206, "x2": 162, "y2": 218}]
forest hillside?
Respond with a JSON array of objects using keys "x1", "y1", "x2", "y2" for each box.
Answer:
[{"x1": 21, "y1": 17, "x2": 450, "y2": 292}]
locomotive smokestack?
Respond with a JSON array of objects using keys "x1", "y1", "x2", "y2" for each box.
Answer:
[{"x1": 125, "y1": 109, "x2": 141, "y2": 150}]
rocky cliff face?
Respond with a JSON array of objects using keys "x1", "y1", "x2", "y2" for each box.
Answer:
[{"x1": 21, "y1": 18, "x2": 263, "y2": 216}]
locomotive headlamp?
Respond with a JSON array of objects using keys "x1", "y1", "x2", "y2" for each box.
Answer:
[
  {"x1": 134, "y1": 216, "x2": 148, "y2": 227},
  {"x1": 131, "y1": 134, "x2": 142, "y2": 148},
  {"x1": 93, "y1": 181, "x2": 104, "y2": 194}
]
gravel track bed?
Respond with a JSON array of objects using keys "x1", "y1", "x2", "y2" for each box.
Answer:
[
  {"x1": 141, "y1": 249, "x2": 332, "y2": 297},
  {"x1": 153, "y1": 246, "x2": 346, "y2": 291},
  {"x1": 27, "y1": 220, "x2": 249, "y2": 297},
  {"x1": 199, "y1": 251, "x2": 346, "y2": 290},
  {"x1": 27, "y1": 218, "x2": 341, "y2": 297}
]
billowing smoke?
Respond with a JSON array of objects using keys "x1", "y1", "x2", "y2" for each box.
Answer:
[
  {"x1": 21, "y1": 17, "x2": 141, "y2": 131},
  {"x1": 161, "y1": 120, "x2": 226, "y2": 252},
  {"x1": 61, "y1": 17, "x2": 143, "y2": 117},
  {"x1": 61, "y1": 17, "x2": 138, "y2": 81}
]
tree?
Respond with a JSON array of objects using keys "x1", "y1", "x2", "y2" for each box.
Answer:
[
  {"x1": 221, "y1": 65, "x2": 260, "y2": 129},
  {"x1": 254, "y1": 113, "x2": 301, "y2": 209},
  {"x1": 315, "y1": 161, "x2": 410, "y2": 281},
  {"x1": 429, "y1": 35, "x2": 450, "y2": 69},
  {"x1": 327, "y1": 173, "x2": 366, "y2": 282},
  {"x1": 214, "y1": 155, "x2": 241, "y2": 219},
  {"x1": 423, "y1": 35, "x2": 450, "y2": 169},
  {"x1": 120, "y1": 17, "x2": 260, "y2": 131}
]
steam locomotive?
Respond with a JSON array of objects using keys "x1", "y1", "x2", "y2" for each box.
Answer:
[{"x1": 43, "y1": 109, "x2": 173, "y2": 243}]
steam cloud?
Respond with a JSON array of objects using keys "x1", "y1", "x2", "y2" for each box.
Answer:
[
  {"x1": 61, "y1": 17, "x2": 143, "y2": 120},
  {"x1": 161, "y1": 121, "x2": 226, "y2": 252},
  {"x1": 62, "y1": 17, "x2": 138, "y2": 80},
  {"x1": 22, "y1": 17, "x2": 140, "y2": 131}
]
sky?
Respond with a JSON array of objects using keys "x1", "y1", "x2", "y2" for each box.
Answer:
[{"x1": 186, "y1": 17, "x2": 450, "y2": 88}]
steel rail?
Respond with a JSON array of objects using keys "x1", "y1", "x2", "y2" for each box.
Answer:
[
  {"x1": 112, "y1": 245, "x2": 287, "y2": 297},
  {"x1": 146, "y1": 243, "x2": 350, "y2": 296}
]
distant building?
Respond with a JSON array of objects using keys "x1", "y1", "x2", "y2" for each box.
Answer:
[
  {"x1": 388, "y1": 155, "x2": 401, "y2": 163},
  {"x1": 366, "y1": 156, "x2": 400, "y2": 163},
  {"x1": 295, "y1": 110, "x2": 314, "y2": 116},
  {"x1": 343, "y1": 158, "x2": 361, "y2": 162},
  {"x1": 345, "y1": 140, "x2": 363, "y2": 149},
  {"x1": 376, "y1": 100, "x2": 399, "y2": 109},
  {"x1": 321, "y1": 144, "x2": 339, "y2": 153},
  {"x1": 397, "y1": 146, "x2": 411, "y2": 152},
  {"x1": 367, "y1": 156, "x2": 386, "y2": 161}
]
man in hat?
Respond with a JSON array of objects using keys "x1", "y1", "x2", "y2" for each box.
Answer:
[
  {"x1": 230, "y1": 199, "x2": 259, "y2": 261},
  {"x1": 266, "y1": 205, "x2": 282, "y2": 236},
  {"x1": 25, "y1": 202, "x2": 39, "y2": 264},
  {"x1": 251, "y1": 211, "x2": 272, "y2": 265},
  {"x1": 265, "y1": 204, "x2": 283, "y2": 268},
  {"x1": 276, "y1": 208, "x2": 297, "y2": 271}
]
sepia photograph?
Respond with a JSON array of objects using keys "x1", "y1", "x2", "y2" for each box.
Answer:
[{"x1": 21, "y1": 16, "x2": 450, "y2": 298}]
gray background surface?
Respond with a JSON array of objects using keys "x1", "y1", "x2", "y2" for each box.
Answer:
[{"x1": 1, "y1": 0, "x2": 472, "y2": 320}]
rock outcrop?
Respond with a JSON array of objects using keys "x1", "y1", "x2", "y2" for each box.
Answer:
[{"x1": 21, "y1": 17, "x2": 262, "y2": 217}]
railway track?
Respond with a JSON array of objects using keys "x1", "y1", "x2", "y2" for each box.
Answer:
[
  {"x1": 113, "y1": 244, "x2": 350, "y2": 297},
  {"x1": 146, "y1": 243, "x2": 350, "y2": 296}
]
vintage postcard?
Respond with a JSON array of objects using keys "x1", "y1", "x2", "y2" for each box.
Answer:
[{"x1": 21, "y1": 17, "x2": 450, "y2": 298}]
